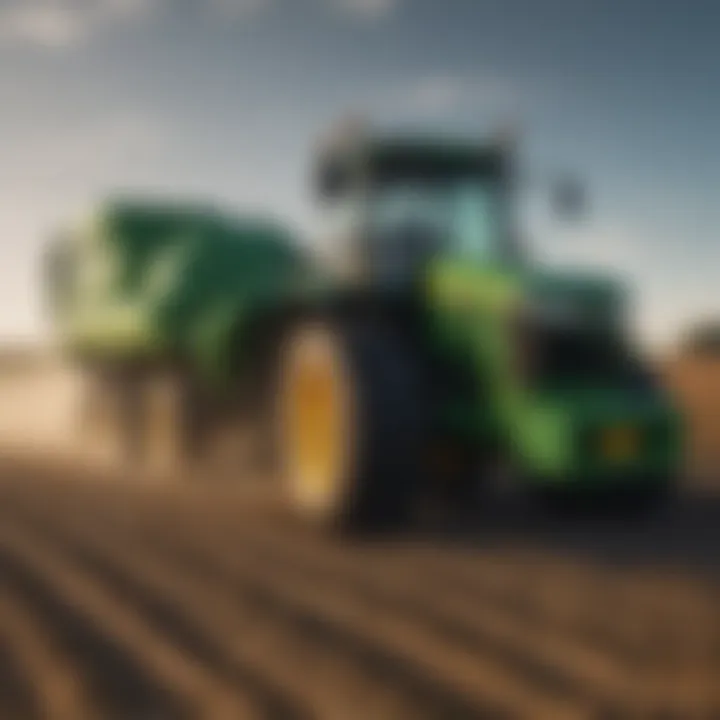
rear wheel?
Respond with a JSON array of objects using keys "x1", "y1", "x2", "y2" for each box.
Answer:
[{"x1": 276, "y1": 318, "x2": 428, "y2": 532}]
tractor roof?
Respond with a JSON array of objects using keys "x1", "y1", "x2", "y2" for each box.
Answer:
[
  {"x1": 366, "y1": 136, "x2": 508, "y2": 178},
  {"x1": 317, "y1": 126, "x2": 513, "y2": 181}
]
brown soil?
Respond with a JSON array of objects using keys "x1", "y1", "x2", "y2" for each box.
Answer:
[
  {"x1": 0, "y1": 459, "x2": 713, "y2": 720},
  {"x1": 0, "y1": 357, "x2": 715, "y2": 719}
]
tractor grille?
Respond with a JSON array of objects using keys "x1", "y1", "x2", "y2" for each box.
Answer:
[{"x1": 578, "y1": 418, "x2": 674, "y2": 469}]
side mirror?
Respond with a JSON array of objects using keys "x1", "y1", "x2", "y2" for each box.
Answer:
[
  {"x1": 551, "y1": 175, "x2": 587, "y2": 220},
  {"x1": 316, "y1": 160, "x2": 352, "y2": 201}
]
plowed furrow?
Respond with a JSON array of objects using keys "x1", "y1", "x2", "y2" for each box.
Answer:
[
  {"x1": 0, "y1": 590, "x2": 94, "y2": 720},
  {"x1": 0, "y1": 630, "x2": 41, "y2": 720},
  {"x1": 67, "y1": 486, "x2": 720, "y2": 717},
  {"x1": 1, "y1": 474, "x2": 717, "y2": 718},
  {"x1": 323, "y1": 539, "x2": 718, "y2": 671},
  {"x1": 54, "y1": 500, "x2": 597, "y2": 720},
  {"x1": 140, "y1": 518, "x2": 694, "y2": 717},
  {"x1": 186, "y1": 524, "x2": 642, "y2": 706},
  {"x1": 9, "y1": 496, "x2": 507, "y2": 720},
  {"x1": 181, "y1": 502, "x2": 719, "y2": 675},
  {"x1": 55, "y1": 476, "x2": 717, "y2": 628},
  {"x1": 245, "y1": 526, "x2": 720, "y2": 715},
  {"x1": 0, "y1": 516, "x2": 263, "y2": 720},
  {"x1": 395, "y1": 549, "x2": 720, "y2": 675},
  {"x1": 9, "y1": 501, "x2": 442, "y2": 720},
  {"x1": 0, "y1": 540, "x2": 190, "y2": 720},
  {"x1": 74, "y1": 492, "x2": 715, "y2": 714},
  {"x1": 232, "y1": 517, "x2": 718, "y2": 652}
]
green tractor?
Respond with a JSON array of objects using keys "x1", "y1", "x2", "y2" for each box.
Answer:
[{"x1": 45, "y1": 125, "x2": 682, "y2": 530}]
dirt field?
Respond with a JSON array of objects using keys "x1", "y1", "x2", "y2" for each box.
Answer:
[
  {"x1": 0, "y1": 355, "x2": 716, "y2": 720},
  {"x1": 664, "y1": 356, "x2": 720, "y2": 478}
]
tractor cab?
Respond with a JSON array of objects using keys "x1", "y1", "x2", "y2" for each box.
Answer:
[{"x1": 315, "y1": 129, "x2": 521, "y2": 288}]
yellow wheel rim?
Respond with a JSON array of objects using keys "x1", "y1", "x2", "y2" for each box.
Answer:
[{"x1": 283, "y1": 328, "x2": 352, "y2": 514}]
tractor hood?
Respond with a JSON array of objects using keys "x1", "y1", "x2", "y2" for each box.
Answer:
[
  {"x1": 425, "y1": 261, "x2": 627, "y2": 328},
  {"x1": 517, "y1": 384, "x2": 682, "y2": 480},
  {"x1": 520, "y1": 268, "x2": 627, "y2": 331},
  {"x1": 507, "y1": 270, "x2": 682, "y2": 479}
]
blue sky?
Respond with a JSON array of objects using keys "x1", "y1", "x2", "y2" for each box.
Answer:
[{"x1": 0, "y1": 0, "x2": 717, "y2": 347}]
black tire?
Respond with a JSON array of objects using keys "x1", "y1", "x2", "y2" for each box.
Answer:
[
  {"x1": 602, "y1": 479, "x2": 676, "y2": 521},
  {"x1": 535, "y1": 478, "x2": 675, "y2": 522},
  {"x1": 415, "y1": 445, "x2": 484, "y2": 531},
  {"x1": 276, "y1": 317, "x2": 429, "y2": 533}
]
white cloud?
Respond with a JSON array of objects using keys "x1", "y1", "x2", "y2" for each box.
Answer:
[
  {"x1": 404, "y1": 76, "x2": 467, "y2": 116},
  {"x1": 61, "y1": 113, "x2": 168, "y2": 175},
  {"x1": 207, "y1": 0, "x2": 272, "y2": 17},
  {"x1": 325, "y1": 0, "x2": 399, "y2": 21},
  {"x1": 0, "y1": 110, "x2": 172, "y2": 210},
  {"x1": 385, "y1": 73, "x2": 521, "y2": 122},
  {"x1": 0, "y1": 0, "x2": 270, "y2": 50},
  {"x1": 0, "y1": 0, "x2": 162, "y2": 49},
  {"x1": 0, "y1": 2, "x2": 85, "y2": 48}
]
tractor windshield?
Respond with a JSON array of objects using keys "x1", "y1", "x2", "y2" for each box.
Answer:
[{"x1": 367, "y1": 176, "x2": 516, "y2": 264}]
